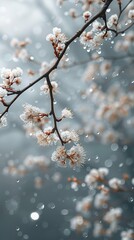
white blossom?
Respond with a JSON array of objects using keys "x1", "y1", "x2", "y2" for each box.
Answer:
[
  {"x1": 67, "y1": 144, "x2": 86, "y2": 167},
  {"x1": 121, "y1": 229, "x2": 134, "y2": 240},
  {"x1": 107, "y1": 14, "x2": 118, "y2": 27},
  {"x1": 1, "y1": 67, "x2": 23, "y2": 87},
  {"x1": 108, "y1": 177, "x2": 123, "y2": 190},
  {"x1": 76, "y1": 196, "x2": 93, "y2": 213},
  {"x1": 60, "y1": 130, "x2": 79, "y2": 143},
  {"x1": 51, "y1": 146, "x2": 67, "y2": 167},
  {"x1": 83, "y1": 11, "x2": 92, "y2": 21},
  {"x1": 104, "y1": 207, "x2": 122, "y2": 223},
  {"x1": 36, "y1": 128, "x2": 58, "y2": 146},
  {"x1": 0, "y1": 116, "x2": 7, "y2": 128},
  {"x1": 85, "y1": 167, "x2": 109, "y2": 186},
  {"x1": 94, "y1": 192, "x2": 109, "y2": 208},
  {"x1": 128, "y1": 9, "x2": 134, "y2": 19},
  {"x1": 70, "y1": 216, "x2": 90, "y2": 231},
  {"x1": 61, "y1": 108, "x2": 73, "y2": 118},
  {"x1": 0, "y1": 87, "x2": 7, "y2": 98}
]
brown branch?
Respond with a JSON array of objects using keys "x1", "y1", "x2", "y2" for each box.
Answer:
[{"x1": 45, "y1": 75, "x2": 64, "y2": 145}]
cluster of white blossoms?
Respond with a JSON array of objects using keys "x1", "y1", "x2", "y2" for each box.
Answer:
[
  {"x1": 121, "y1": 229, "x2": 134, "y2": 240},
  {"x1": 0, "y1": 67, "x2": 23, "y2": 88},
  {"x1": 3, "y1": 155, "x2": 50, "y2": 177},
  {"x1": 36, "y1": 128, "x2": 59, "y2": 146},
  {"x1": 20, "y1": 100, "x2": 85, "y2": 167},
  {"x1": 80, "y1": 80, "x2": 134, "y2": 144},
  {"x1": 0, "y1": 67, "x2": 23, "y2": 129},
  {"x1": 80, "y1": 19, "x2": 112, "y2": 51},
  {"x1": 85, "y1": 167, "x2": 109, "y2": 187},
  {"x1": 46, "y1": 27, "x2": 67, "y2": 57},
  {"x1": 103, "y1": 207, "x2": 122, "y2": 223},
  {"x1": 94, "y1": 191, "x2": 109, "y2": 209},
  {"x1": 52, "y1": 144, "x2": 86, "y2": 167},
  {"x1": 20, "y1": 103, "x2": 48, "y2": 129},
  {"x1": 70, "y1": 165, "x2": 133, "y2": 237},
  {"x1": 83, "y1": 60, "x2": 112, "y2": 82},
  {"x1": 10, "y1": 37, "x2": 31, "y2": 61},
  {"x1": 76, "y1": 196, "x2": 93, "y2": 214}
]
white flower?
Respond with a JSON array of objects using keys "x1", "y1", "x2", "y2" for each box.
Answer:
[
  {"x1": 0, "y1": 87, "x2": 7, "y2": 98},
  {"x1": 100, "y1": 61, "x2": 111, "y2": 76},
  {"x1": 69, "y1": 8, "x2": 77, "y2": 18},
  {"x1": 61, "y1": 108, "x2": 73, "y2": 118},
  {"x1": 36, "y1": 128, "x2": 58, "y2": 146},
  {"x1": 121, "y1": 229, "x2": 134, "y2": 240},
  {"x1": 80, "y1": 31, "x2": 93, "y2": 46},
  {"x1": 107, "y1": 14, "x2": 118, "y2": 27},
  {"x1": 114, "y1": 40, "x2": 130, "y2": 52},
  {"x1": 70, "y1": 216, "x2": 90, "y2": 231},
  {"x1": 83, "y1": 11, "x2": 92, "y2": 21},
  {"x1": 104, "y1": 207, "x2": 122, "y2": 223},
  {"x1": 60, "y1": 130, "x2": 79, "y2": 143},
  {"x1": 1, "y1": 68, "x2": 12, "y2": 79},
  {"x1": 0, "y1": 116, "x2": 7, "y2": 128},
  {"x1": 51, "y1": 146, "x2": 67, "y2": 166},
  {"x1": 1, "y1": 67, "x2": 23, "y2": 87},
  {"x1": 85, "y1": 167, "x2": 109, "y2": 186},
  {"x1": 20, "y1": 104, "x2": 45, "y2": 125},
  {"x1": 92, "y1": 20, "x2": 102, "y2": 31},
  {"x1": 53, "y1": 27, "x2": 61, "y2": 36},
  {"x1": 76, "y1": 196, "x2": 92, "y2": 213},
  {"x1": 108, "y1": 177, "x2": 123, "y2": 190},
  {"x1": 98, "y1": 167, "x2": 109, "y2": 178},
  {"x1": 10, "y1": 38, "x2": 19, "y2": 47},
  {"x1": 24, "y1": 155, "x2": 50, "y2": 169},
  {"x1": 94, "y1": 192, "x2": 109, "y2": 209},
  {"x1": 128, "y1": 10, "x2": 134, "y2": 19},
  {"x1": 46, "y1": 33, "x2": 55, "y2": 42},
  {"x1": 93, "y1": 222, "x2": 103, "y2": 237},
  {"x1": 12, "y1": 67, "x2": 23, "y2": 77},
  {"x1": 67, "y1": 144, "x2": 86, "y2": 167},
  {"x1": 17, "y1": 48, "x2": 29, "y2": 61}
]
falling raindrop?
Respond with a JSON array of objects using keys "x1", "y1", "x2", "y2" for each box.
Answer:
[{"x1": 30, "y1": 212, "x2": 39, "y2": 221}]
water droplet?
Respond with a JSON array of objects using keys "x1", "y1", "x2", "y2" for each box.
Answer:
[
  {"x1": 48, "y1": 202, "x2": 55, "y2": 209},
  {"x1": 121, "y1": 32, "x2": 125, "y2": 36},
  {"x1": 106, "y1": 8, "x2": 111, "y2": 13},
  {"x1": 61, "y1": 209, "x2": 68, "y2": 215},
  {"x1": 37, "y1": 203, "x2": 45, "y2": 210},
  {"x1": 23, "y1": 234, "x2": 29, "y2": 240},
  {"x1": 111, "y1": 143, "x2": 118, "y2": 151},
  {"x1": 63, "y1": 228, "x2": 70, "y2": 236},
  {"x1": 30, "y1": 212, "x2": 39, "y2": 221}
]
